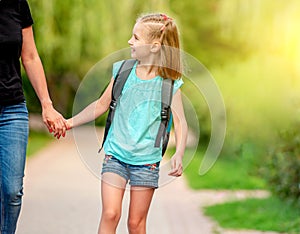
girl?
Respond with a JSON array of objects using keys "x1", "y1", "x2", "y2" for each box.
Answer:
[{"x1": 66, "y1": 13, "x2": 188, "y2": 234}]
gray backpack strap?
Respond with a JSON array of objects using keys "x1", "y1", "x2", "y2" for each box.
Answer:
[
  {"x1": 154, "y1": 78, "x2": 174, "y2": 154},
  {"x1": 99, "y1": 59, "x2": 136, "y2": 152},
  {"x1": 110, "y1": 59, "x2": 136, "y2": 119}
]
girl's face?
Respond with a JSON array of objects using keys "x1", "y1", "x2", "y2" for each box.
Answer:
[{"x1": 128, "y1": 22, "x2": 152, "y2": 61}]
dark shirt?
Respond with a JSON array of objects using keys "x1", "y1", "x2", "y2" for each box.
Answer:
[{"x1": 0, "y1": 0, "x2": 33, "y2": 105}]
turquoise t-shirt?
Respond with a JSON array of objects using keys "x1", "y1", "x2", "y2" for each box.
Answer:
[{"x1": 103, "y1": 60, "x2": 183, "y2": 165}]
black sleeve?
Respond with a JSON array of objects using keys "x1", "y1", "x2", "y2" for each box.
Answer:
[{"x1": 19, "y1": 0, "x2": 34, "y2": 28}]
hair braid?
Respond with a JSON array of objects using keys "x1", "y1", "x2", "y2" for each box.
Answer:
[{"x1": 137, "y1": 13, "x2": 182, "y2": 80}]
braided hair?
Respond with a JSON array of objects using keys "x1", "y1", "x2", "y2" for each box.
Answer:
[{"x1": 137, "y1": 13, "x2": 182, "y2": 80}]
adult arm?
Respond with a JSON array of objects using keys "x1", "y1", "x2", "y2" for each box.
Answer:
[
  {"x1": 168, "y1": 89, "x2": 188, "y2": 177},
  {"x1": 21, "y1": 26, "x2": 66, "y2": 138}
]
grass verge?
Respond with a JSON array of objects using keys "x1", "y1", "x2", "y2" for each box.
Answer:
[
  {"x1": 204, "y1": 196, "x2": 300, "y2": 233},
  {"x1": 183, "y1": 150, "x2": 266, "y2": 190},
  {"x1": 183, "y1": 149, "x2": 300, "y2": 233},
  {"x1": 27, "y1": 131, "x2": 53, "y2": 157}
]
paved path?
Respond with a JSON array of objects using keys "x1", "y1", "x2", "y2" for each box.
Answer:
[{"x1": 16, "y1": 126, "x2": 279, "y2": 234}]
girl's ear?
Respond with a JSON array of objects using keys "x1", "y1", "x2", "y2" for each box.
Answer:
[{"x1": 150, "y1": 41, "x2": 161, "y2": 53}]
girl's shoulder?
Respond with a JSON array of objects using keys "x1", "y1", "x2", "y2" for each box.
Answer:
[
  {"x1": 112, "y1": 60, "x2": 138, "y2": 79},
  {"x1": 112, "y1": 60, "x2": 125, "y2": 79},
  {"x1": 173, "y1": 78, "x2": 184, "y2": 92}
]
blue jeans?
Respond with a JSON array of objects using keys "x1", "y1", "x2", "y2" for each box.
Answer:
[{"x1": 0, "y1": 102, "x2": 29, "y2": 234}]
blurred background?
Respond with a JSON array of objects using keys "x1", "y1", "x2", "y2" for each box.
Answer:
[{"x1": 23, "y1": 0, "x2": 300, "y2": 232}]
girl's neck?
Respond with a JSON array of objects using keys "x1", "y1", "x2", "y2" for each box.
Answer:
[{"x1": 136, "y1": 63, "x2": 158, "y2": 80}]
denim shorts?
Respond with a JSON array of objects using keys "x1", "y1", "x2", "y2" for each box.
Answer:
[{"x1": 101, "y1": 155, "x2": 160, "y2": 188}]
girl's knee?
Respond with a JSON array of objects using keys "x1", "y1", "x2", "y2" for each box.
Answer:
[
  {"x1": 98, "y1": 209, "x2": 121, "y2": 234},
  {"x1": 127, "y1": 217, "x2": 146, "y2": 233},
  {"x1": 102, "y1": 209, "x2": 121, "y2": 223}
]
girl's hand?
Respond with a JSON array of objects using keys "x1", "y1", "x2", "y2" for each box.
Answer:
[
  {"x1": 53, "y1": 118, "x2": 72, "y2": 139},
  {"x1": 168, "y1": 152, "x2": 183, "y2": 177},
  {"x1": 66, "y1": 118, "x2": 73, "y2": 130}
]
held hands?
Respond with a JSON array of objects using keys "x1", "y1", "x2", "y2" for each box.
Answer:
[
  {"x1": 168, "y1": 152, "x2": 183, "y2": 177},
  {"x1": 50, "y1": 118, "x2": 73, "y2": 139},
  {"x1": 42, "y1": 104, "x2": 68, "y2": 139}
]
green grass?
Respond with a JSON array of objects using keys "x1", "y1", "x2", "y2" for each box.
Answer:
[
  {"x1": 204, "y1": 196, "x2": 300, "y2": 233},
  {"x1": 183, "y1": 149, "x2": 266, "y2": 190},
  {"x1": 27, "y1": 131, "x2": 53, "y2": 157},
  {"x1": 183, "y1": 148, "x2": 300, "y2": 233}
]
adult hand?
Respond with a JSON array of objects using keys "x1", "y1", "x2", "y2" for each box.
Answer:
[
  {"x1": 168, "y1": 152, "x2": 183, "y2": 177},
  {"x1": 42, "y1": 104, "x2": 67, "y2": 139}
]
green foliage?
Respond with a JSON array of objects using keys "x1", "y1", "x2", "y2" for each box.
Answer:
[
  {"x1": 170, "y1": 0, "x2": 246, "y2": 67},
  {"x1": 184, "y1": 149, "x2": 266, "y2": 190},
  {"x1": 265, "y1": 124, "x2": 300, "y2": 208},
  {"x1": 173, "y1": 0, "x2": 300, "y2": 149},
  {"x1": 204, "y1": 197, "x2": 300, "y2": 233},
  {"x1": 212, "y1": 53, "x2": 299, "y2": 157}
]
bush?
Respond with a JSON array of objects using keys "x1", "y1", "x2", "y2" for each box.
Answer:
[{"x1": 266, "y1": 124, "x2": 300, "y2": 208}]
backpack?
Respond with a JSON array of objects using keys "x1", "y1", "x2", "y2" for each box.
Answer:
[{"x1": 99, "y1": 59, "x2": 174, "y2": 156}]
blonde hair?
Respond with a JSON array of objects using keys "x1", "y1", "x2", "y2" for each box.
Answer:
[{"x1": 137, "y1": 13, "x2": 182, "y2": 80}]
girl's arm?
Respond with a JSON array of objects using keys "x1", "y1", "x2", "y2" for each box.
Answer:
[
  {"x1": 168, "y1": 89, "x2": 188, "y2": 177},
  {"x1": 67, "y1": 78, "x2": 114, "y2": 129},
  {"x1": 21, "y1": 26, "x2": 66, "y2": 138}
]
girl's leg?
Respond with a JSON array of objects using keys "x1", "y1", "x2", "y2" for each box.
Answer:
[
  {"x1": 127, "y1": 187, "x2": 155, "y2": 234},
  {"x1": 98, "y1": 172, "x2": 127, "y2": 234}
]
